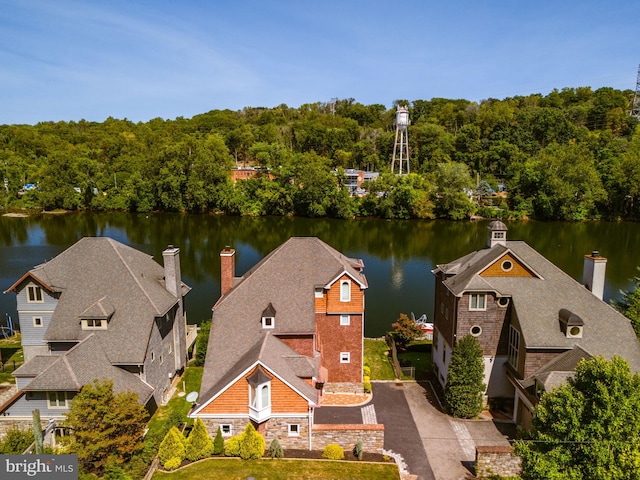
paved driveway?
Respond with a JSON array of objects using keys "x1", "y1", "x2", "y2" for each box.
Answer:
[{"x1": 316, "y1": 381, "x2": 513, "y2": 480}]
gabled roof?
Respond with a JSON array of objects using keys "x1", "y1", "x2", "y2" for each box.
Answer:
[
  {"x1": 8, "y1": 237, "x2": 189, "y2": 364},
  {"x1": 440, "y1": 240, "x2": 640, "y2": 372},
  {"x1": 200, "y1": 237, "x2": 364, "y2": 407},
  {"x1": 14, "y1": 335, "x2": 154, "y2": 404},
  {"x1": 521, "y1": 345, "x2": 593, "y2": 391}
]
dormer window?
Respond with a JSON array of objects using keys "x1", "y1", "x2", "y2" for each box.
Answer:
[
  {"x1": 340, "y1": 280, "x2": 351, "y2": 302},
  {"x1": 315, "y1": 287, "x2": 323, "y2": 298},
  {"x1": 247, "y1": 366, "x2": 271, "y2": 422},
  {"x1": 559, "y1": 309, "x2": 584, "y2": 339},
  {"x1": 27, "y1": 285, "x2": 43, "y2": 303},
  {"x1": 469, "y1": 293, "x2": 486, "y2": 311},
  {"x1": 261, "y1": 303, "x2": 276, "y2": 329},
  {"x1": 82, "y1": 318, "x2": 107, "y2": 330}
]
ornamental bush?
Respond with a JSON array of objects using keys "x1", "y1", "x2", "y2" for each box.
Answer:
[
  {"x1": 238, "y1": 423, "x2": 265, "y2": 460},
  {"x1": 213, "y1": 426, "x2": 224, "y2": 455},
  {"x1": 223, "y1": 436, "x2": 240, "y2": 457},
  {"x1": 444, "y1": 335, "x2": 485, "y2": 419},
  {"x1": 363, "y1": 376, "x2": 372, "y2": 393},
  {"x1": 353, "y1": 440, "x2": 364, "y2": 461},
  {"x1": 185, "y1": 418, "x2": 214, "y2": 461},
  {"x1": 267, "y1": 438, "x2": 284, "y2": 458},
  {"x1": 322, "y1": 443, "x2": 344, "y2": 460},
  {"x1": 158, "y1": 427, "x2": 186, "y2": 466},
  {"x1": 163, "y1": 457, "x2": 182, "y2": 471}
]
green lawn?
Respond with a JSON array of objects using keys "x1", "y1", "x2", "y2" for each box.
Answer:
[
  {"x1": 152, "y1": 458, "x2": 400, "y2": 480},
  {"x1": 364, "y1": 338, "x2": 395, "y2": 380},
  {"x1": 0, "y1": 333, "x2": 23, "y2": 384},
  {"x1": 398, "y1": 341, "x2": 432, "y2": 381}
]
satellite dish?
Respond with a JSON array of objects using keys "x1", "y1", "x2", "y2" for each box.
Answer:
[{"x1": 186, "y1": 391, "x2": 198, "y2": 403}]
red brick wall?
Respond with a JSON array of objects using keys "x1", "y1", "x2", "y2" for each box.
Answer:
[
  {"x1": 277, "y1": 335, "x2": 315, "y2": 357},
  {"x1": 220, "y1": 248, "x2": 235, "y2": 297},
  {"x1": 315, "y1": 312, "x2": 363, "y2": 383}
]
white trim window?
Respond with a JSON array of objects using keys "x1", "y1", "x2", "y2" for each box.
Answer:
[
  {"x1": 340, "y1": 315, "x2": 350, "y2": 326},
  {"x1": 27, "y1": 285, "x2": 43, "y2": 303},
  {"x1": 340, "y1": 352, "x2": 350, "y2": 364},
  {"x1": 508, "y1": 325, "x2": 520, "y2": 369},
  {"x1": 33, "y1": 316, "x2": 43, "y2": 327},
  {"x1": 47, "y1": 391, "x2": 67, "y2": 409},
  {"x1": 220, "y1": 424, "x2": 233, "y2": 437},
  {"x1": 82, "y1": 319, "x2": 106, "y2": 330},
  {"x1": 262, "y1": 316, "x2": 275, "y2": 329},
  {"x1": 340, "y1": 280, "x2": 351, "y2": 302},
  {"x1": 469, "y1": 293, "x2": 486, "y2": 311},
  {"x1": 288, "y1": 424, "x2": 300, "y2": 437}
]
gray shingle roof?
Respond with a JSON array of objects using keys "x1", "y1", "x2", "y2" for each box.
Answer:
[
  {"x1": 19, "y1": 335, "x2": 154, "y2": 403},
  {"x1": 440, "y1": 241, "x2": 640, "y2": 372},
  {"x1": 199, "y1": 237, "x2": 365, "y2": 406},
  {"x1": 23, "y1": 237, "x2": 187, "y2": 364}
]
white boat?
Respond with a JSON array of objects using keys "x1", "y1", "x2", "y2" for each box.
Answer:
[{"x1": 411, "y1": 312, "x2": 433, "y2": 339}]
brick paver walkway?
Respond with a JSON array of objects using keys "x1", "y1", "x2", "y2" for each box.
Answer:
[{"x1": 321, "y1": 392, "x2": 371, "y2": 406}]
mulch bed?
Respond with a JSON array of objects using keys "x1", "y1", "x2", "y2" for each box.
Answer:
[{"x1": 283, "y1": 449, "x2": 389, "y2": 462}]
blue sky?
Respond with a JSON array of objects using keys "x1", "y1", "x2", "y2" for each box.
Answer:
[{"x1": 1, "y1": 0, "x2": 638, "y2": 125}]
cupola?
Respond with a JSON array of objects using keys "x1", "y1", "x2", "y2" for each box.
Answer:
[{"x1": 487, "y1": 220, "x2": 508, "y2": 248}]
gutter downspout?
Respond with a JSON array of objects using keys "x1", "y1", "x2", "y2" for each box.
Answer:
[{"x1": 308, "y1": 406, "x2": 313, "y2": 451}]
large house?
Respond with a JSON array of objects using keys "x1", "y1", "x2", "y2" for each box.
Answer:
[
  {"x1": 431, "y1": 221, "x2": 640, "y2": 428},
  {"x1": 1, "y1": 237, "x2": 192, "y2": 420},
  {"x1": 191, "y1": 237, "x2": 367, "y2": 449}
]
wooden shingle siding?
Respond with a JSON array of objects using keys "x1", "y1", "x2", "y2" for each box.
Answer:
[
  {"x1": 480, "y1": 253, "x2": 536, "y2": 278},
  {"x1": 326, "y1": 275, "x2": 364, "y2": 313},
  {"x1": 199, "y1": 378, "x2": 249, "y2": 415},
  {"x1": 270, "y1": 376, "x2": 309, "y2": 413}
]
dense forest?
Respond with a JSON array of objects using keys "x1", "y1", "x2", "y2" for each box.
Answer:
[{"x1": 1, "y1": 86, "x2": 639, "y2": 220}]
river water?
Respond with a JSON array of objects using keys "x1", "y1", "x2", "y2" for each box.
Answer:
[{"x1": 1, "y1": 212, "x2": 638, "y2": 337}]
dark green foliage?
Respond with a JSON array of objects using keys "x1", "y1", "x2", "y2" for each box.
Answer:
[
  {"x1": 62, "y1": 379, "x2": 149, "y2": 474},
  {"x1": 194, "y1": 320, "x2": 210, "y2": 367},
  {"x1": 103, "y1": 462, "x2": 132, "y2": 480},
  {"x1": 515, "y1": 356, "x2": 640, "y2": 480},
  {"x1": 444, "y1": 335, "x2": 485, "y2": 418},
  {"x1": 353, "y1": 440, "x2": 364, "y2": 461},
  {"x1": 158, "y1": 426, "x2": 186, "y2": 466},
  {"x1": 613, "y1": 266, "x2": 640, "y2": 338},
  {"x1": 267, "y1": 438, "x2": 284, "y2": 458},
  {"x1": 213, "y1": 426, "x2": 224, "y2": 455},
  {"x1": 1, "y1": 88, "x2": 638, "y2": 220},
  {"x1": 0, "y1": 427, "x2": 34, "y2": 454},
  {"x1": 185, "y1": 418, "x2": 214, "y2": 461},
  {"x1": 322, "y1": 443, "x2": 345, "y2": 460},
  {"x1": 390, "y1": 313, "x2": 424, "y2": 350}
]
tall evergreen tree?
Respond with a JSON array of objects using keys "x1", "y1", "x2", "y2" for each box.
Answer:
[
  {"x1": 613, "y1": 266, "x2": 640, "y2": 338},
  {"x1": 444, "y1": 335, "x2": 485, "y2": 418}
]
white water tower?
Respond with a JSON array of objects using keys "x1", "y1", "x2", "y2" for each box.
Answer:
[{"x1": 391, "y1": 105, "x2": 410, "y2": 174}]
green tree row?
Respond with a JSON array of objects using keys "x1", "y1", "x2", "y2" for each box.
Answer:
[{"x1": 1, "y1": 87, "x2": 639, "y2": 220}]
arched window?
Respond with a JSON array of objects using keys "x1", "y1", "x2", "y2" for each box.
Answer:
[{"x1": 340, "y1": 280, "x2": 351, "y2": 302}]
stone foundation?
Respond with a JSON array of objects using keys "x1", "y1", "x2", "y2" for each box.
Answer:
[
  {"x1": 0, "y1": 419, "x2": 35, "y2": 440},
  {"x1": 475, "y1": 445, "x2": 522, "y2": 478},
  {"x1": 323, "y1": 382, "x2": 364, "y2": 394},
  {"x1": 312, "y1": 424, "x2": 384, "y2": 454}
]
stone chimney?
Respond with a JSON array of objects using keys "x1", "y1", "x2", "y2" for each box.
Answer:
[
  {"x1": 487, "y1": 220, "x2": 508, "y2": 248},
  {"x1": 582, "y1": 250, "x2": 607, "y2": 300},
  {"x1": 220, "y1": 246, "x2": 236, "y2": 297},
  {"x1": 163, "y1": 244, "x2": 182, "y2": 298}
]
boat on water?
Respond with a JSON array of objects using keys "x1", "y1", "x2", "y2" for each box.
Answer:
[{"x1": 411, "y1": 312, "x2": 433, "y2": 340}]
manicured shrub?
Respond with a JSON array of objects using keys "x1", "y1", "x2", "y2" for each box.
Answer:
[
  {"x1": 363, "y1": 365, "x2": 371, "y2": 377},
  {"x1": 267, "y1": 438, "x2": 284, "y2": 458},
  {"x1": 213, "y1": 426, "x2": 224, "y2": 455},
  {"x1": 444, "y1": 335, "x2": 485, "y2": 419},
  {"x1": 363, "y1": 375, "x2": 372, "y2": 393},
  {"x1": 353, "y1": 440, "x2": 363, "y2": 461},
  {"x1": 158, "y1": 427, "x2": 186, "y2": 466},
  {"x1": 238, "y1": 423, "x2": 265, "y2": 460},
  {"x1": 185, "y1": 418, "x2": 214, "y2": 461},
  {"x1": 224, "y1": 436, "x2": 240, "y2": 457},
  {"x1": 163, "y1": 457, "x2": 182, "y2": 471},
  {"x1": 322, "y1": 443, "x2": 345, "y2": 460}
]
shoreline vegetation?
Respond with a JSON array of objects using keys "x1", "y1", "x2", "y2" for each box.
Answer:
[{"x1": 1, "y1": 88, "x2": 639, "y2": 222}]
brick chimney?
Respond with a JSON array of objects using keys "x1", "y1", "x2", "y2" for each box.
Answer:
[
  {"x1": 220, "y1": 246, "x2": 236, "y2": 297},
  {"x1": 582, "y1": 250, "x2": 607, "y2": 300}
]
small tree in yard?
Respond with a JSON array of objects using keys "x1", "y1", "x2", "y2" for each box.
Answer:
[
  {"x1": 516, "y1": 356, "x2": 640, "y2": 480},
  {"x1": 158, "y1": 427, "x2": 186, "y2": 467},
  {"x1": 63, "y1": 379, "x2": 149, "y2": 474},
  {"x1": 213, "y1": 426, "x2": 224, "y2": 455},
  {"x1": 185, "y1": 418, "x2": 214, "y2": 461},
  {"x1": 444, "y1": 335, "x2": 485, "y2": 418},
  {"x1": 267, "y1": 438, "x2": 284, "y2": 458},
  {"x1": 238, "y1": 423, "x2": 265, "y2": 460},
  {"x1": 390, "y1": 313, "x2": 423, "y2": 350}
]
